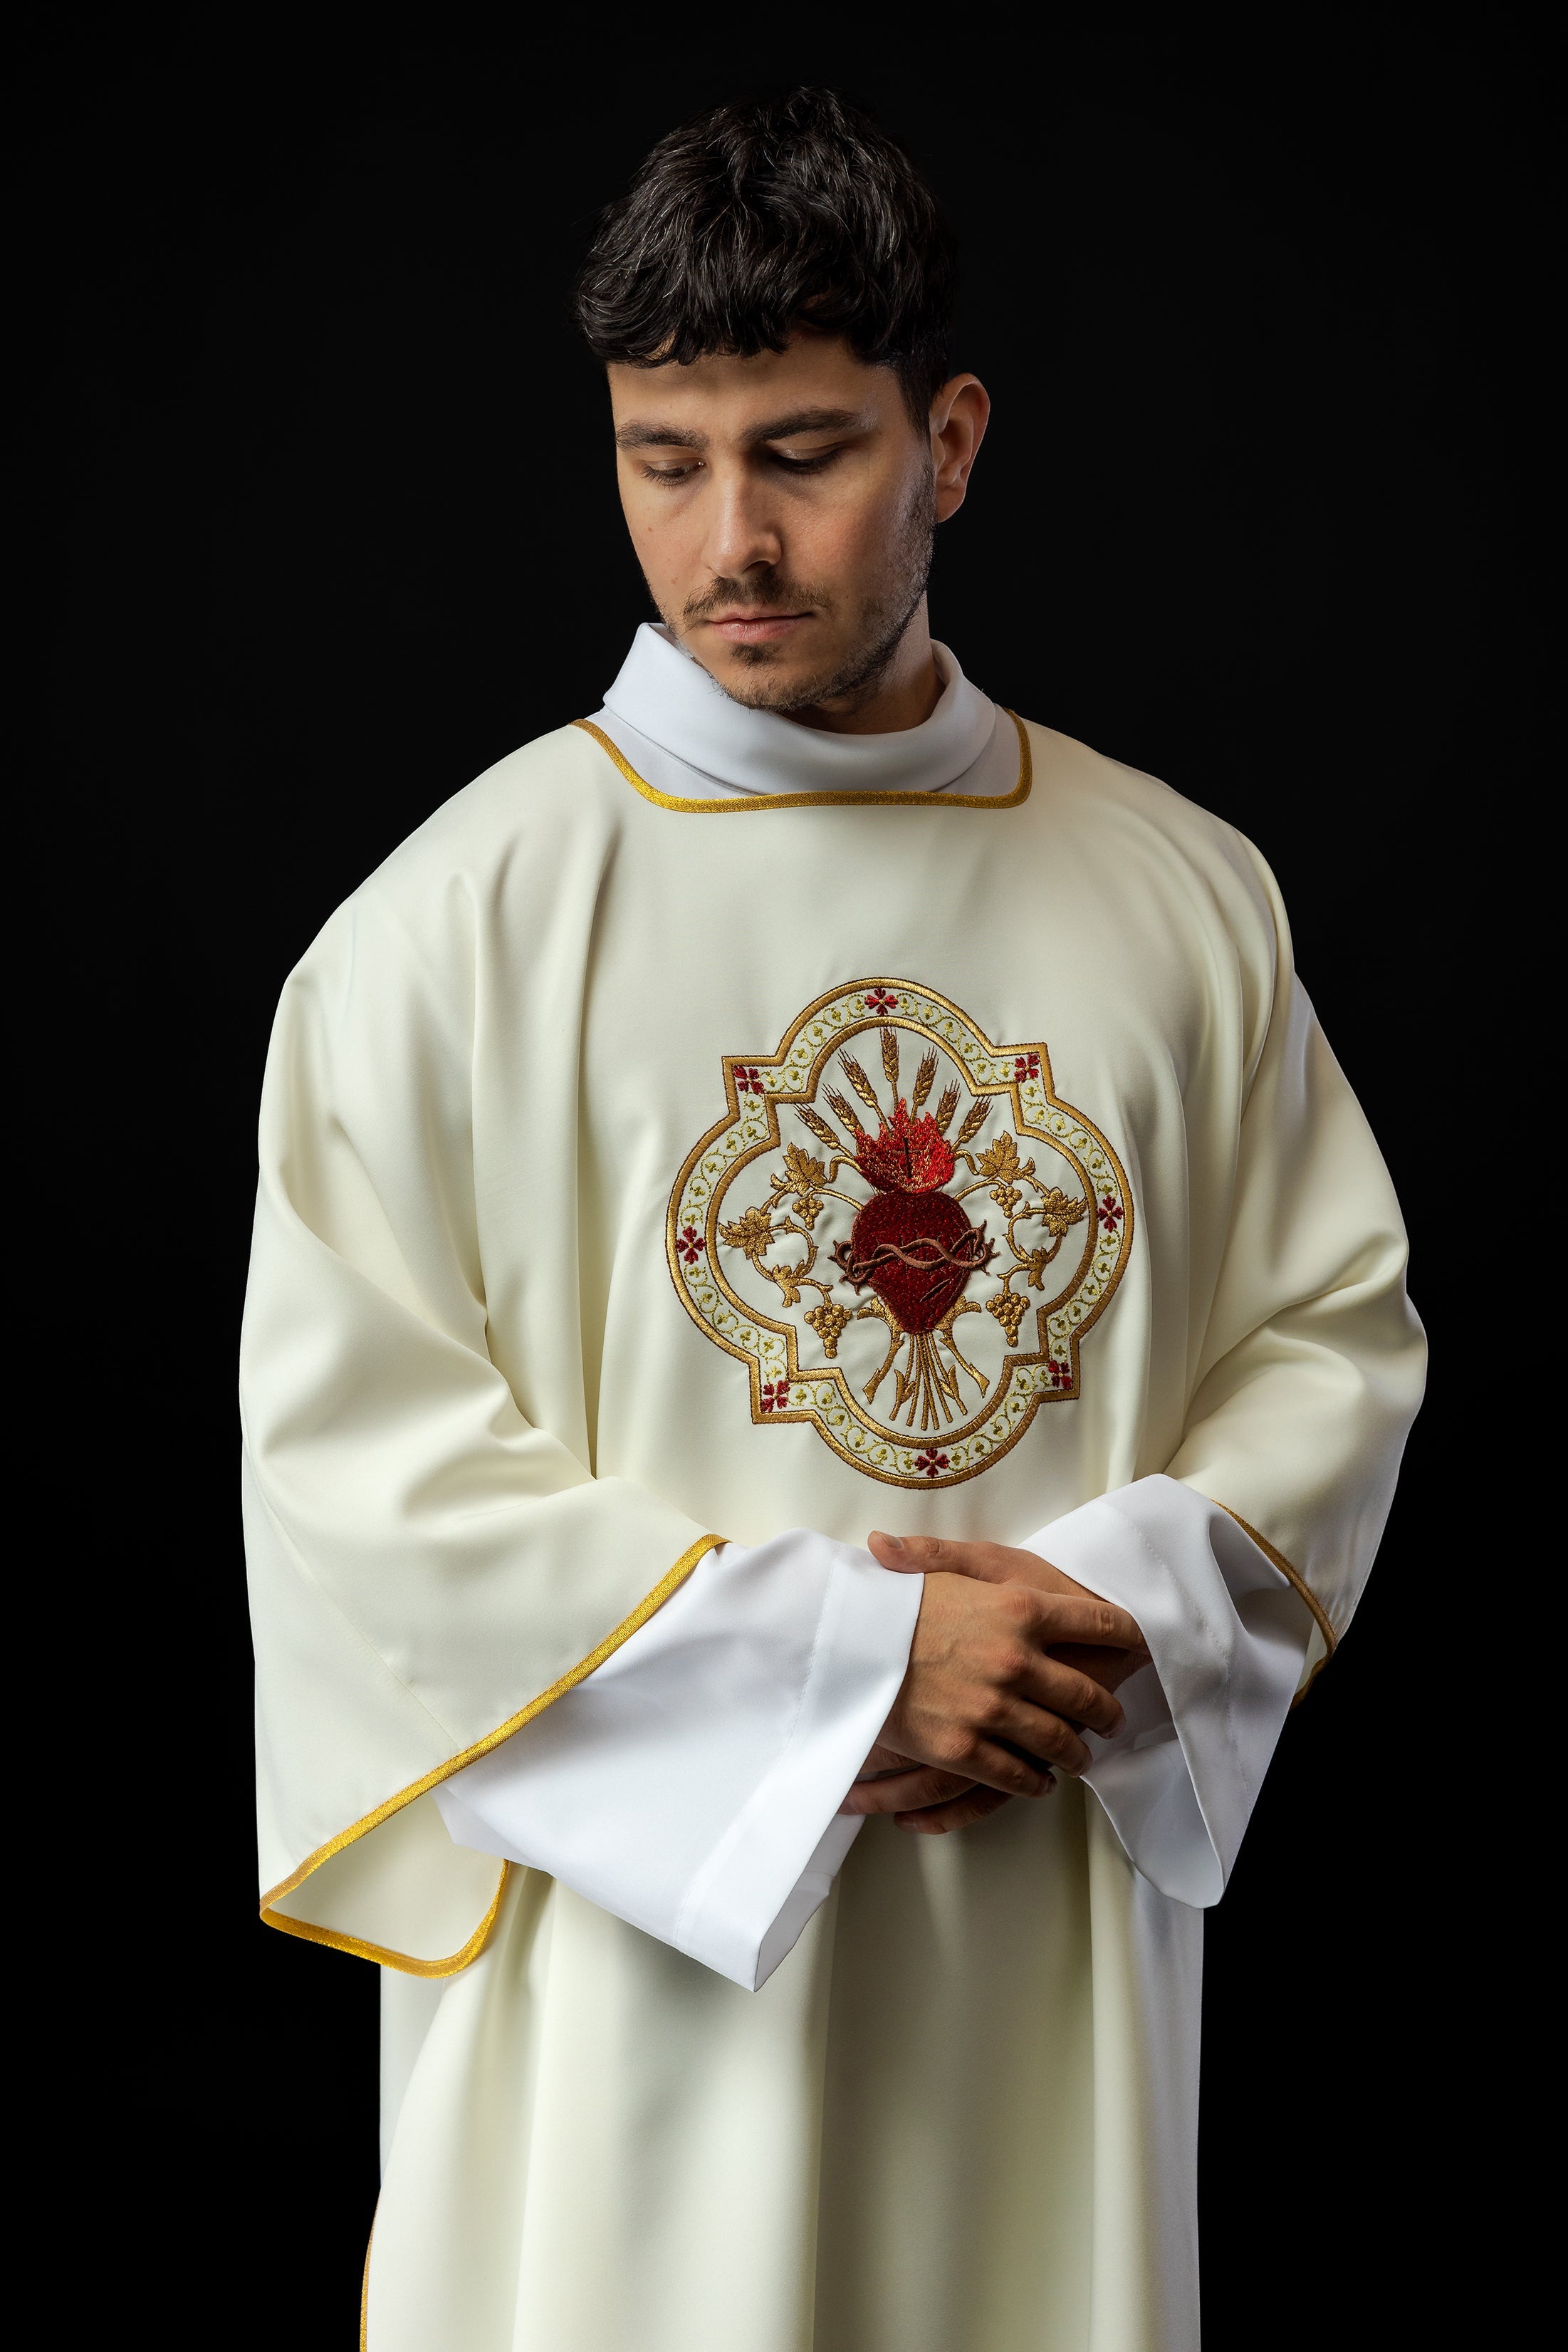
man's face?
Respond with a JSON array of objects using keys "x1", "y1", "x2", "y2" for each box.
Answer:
[{"x1": 608, "y1": 335, "x2": 980, "y2": 717}]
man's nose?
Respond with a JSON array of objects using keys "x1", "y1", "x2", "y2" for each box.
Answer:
[{"x1": 700, "y1": 473, "x2": 784, "y2": 583}]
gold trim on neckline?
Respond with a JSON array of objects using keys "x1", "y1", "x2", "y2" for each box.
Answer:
[{"x1": 573, "y1": 709, "x2": 1032, "y2": 813}]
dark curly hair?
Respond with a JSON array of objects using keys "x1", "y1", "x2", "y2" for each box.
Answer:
[{"x1": 573, "y1": 88, "x2": 957, "y2": 425}]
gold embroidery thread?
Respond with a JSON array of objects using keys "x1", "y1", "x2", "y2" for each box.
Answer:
[
  {"x1": 667, "y1": 982, "x2": 1131, "y2": 1490},
  {"x1": 1216, "y1": 1504, "x2": 1336, "y2": 1704}
]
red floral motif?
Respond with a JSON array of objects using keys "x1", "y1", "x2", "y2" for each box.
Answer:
[
  {"x1": 866, "y1": 989, "x2": 899, "y2": 1014},
  {"x1": 914, "y1": 1450, "x2": 950, "y2": 1478},
  {"x1": 1046, "y1": 1358, "x2": 1070, "y2": 1390},
  {"x1": 760, "y1": 1380, "x2": 790, "y2": 1412},
  {"x1": 1014, "y1": 1053, "x2": 1041, "y2": 1081},
  {"x1": 676, "y1": 1224, "x2": 705, "y2": 1265},
  {"x1": 1097, "y1": 1193, "x2": 1124, "y2": 1232},
  {"x1": 735, "y1": 1066, "x2": 763, "y2": 1095}
]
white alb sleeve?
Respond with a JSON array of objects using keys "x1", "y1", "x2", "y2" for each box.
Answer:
[
  {"x1": 432, "y1": 1531, "x2": 921, "y2": 1991},
  {"x1": 1025, "y1": 1474, "x2": 1314, "y2": 1907}
]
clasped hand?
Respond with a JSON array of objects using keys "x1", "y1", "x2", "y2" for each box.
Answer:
[{"x1": 840, "y1": 1533, "x2": 1151, "y2": 1837}]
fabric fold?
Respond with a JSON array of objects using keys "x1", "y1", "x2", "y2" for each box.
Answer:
[
  {"x1": 242, "y1": 875, "x2": 726, "y2": 1967},
  {"x1": 435, "y1": 1530, "x2": 924, "y2": 1990},
  {"x1": 595, "y1": 623, "x2": 1019, "y2": 799},
  {"x1": 1026, "y1": 1474, "x2": 1313, "y2": 1906}
]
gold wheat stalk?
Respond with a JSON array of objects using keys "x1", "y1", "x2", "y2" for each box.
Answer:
[
  {"x1": 840, "y1": 1056, "x2": 883, "y2": 1116},
  {"x1": 881, "y1": 1026, "x2": 900, "y2": 1091},
  {"x1": 953, "y1": 1098, "x2": 991, "y2": 1148},
  {"x1": 933, "y1": 1082, "x2": 961, "y2": 1135},
  {"x1": 796, "y1": 1105, "x2": 841, "y2": 1150},
  {"x1": 827, "y1": 1089, "x2": 867, "y2": 1135},
  {"x1": 911, "y1": 1051, "x2": 937, "y2": 1113}
]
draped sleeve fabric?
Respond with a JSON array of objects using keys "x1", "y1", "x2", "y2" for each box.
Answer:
[
  {"x1": 1023, "y1": 838, "x2": 1423, "y2": 1905},
  {"x1": 242, "y1": 878, "x2": 720, "y2": 1974},
  {"x1": 1161, "y1": 840, "x2": 1426, "y2": 1685},
  {"x1": 433, "y1": 1529, "x2": 922, "y2": 1992},
  {"x1": 1027, "y1": 1478, "x2": 1312, "y2": 1907}
]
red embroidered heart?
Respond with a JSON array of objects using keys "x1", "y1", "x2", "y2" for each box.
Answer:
[{"x1": 837, "y1": 1189, "x2": 993, "y2": 1334}]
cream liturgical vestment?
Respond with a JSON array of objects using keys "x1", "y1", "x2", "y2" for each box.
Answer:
[{"x1": 242, "y1": 627, "x2": 1424, "y2": 2351}]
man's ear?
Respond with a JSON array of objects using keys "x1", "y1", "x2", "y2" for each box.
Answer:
[{"x1": 930, "y1": 375, "x2": 991, "y2": 523}]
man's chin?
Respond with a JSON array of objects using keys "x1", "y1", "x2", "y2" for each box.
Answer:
[
  {"x1": 715, "y1": 659, "x2": 821, "y2": 714},
  {"x1": 690, "y1": 642, "x2": 856, "y2": 717}
]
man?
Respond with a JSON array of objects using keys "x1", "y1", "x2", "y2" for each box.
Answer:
[{"x1": 243, "y1": 88, "x2": 1423, "y2": 2351}]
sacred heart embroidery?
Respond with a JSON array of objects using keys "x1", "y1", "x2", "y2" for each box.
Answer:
[{"x1": 667, "y1": 981, "x2": 1133, "y2": 1489}]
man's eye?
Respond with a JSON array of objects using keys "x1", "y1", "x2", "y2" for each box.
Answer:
[
  {"x1": 641, "y1": 460, "x2": 703, "y2": 484},
  {"x1": 770, "y1": 448, "x2": 841, "y2": 473}
]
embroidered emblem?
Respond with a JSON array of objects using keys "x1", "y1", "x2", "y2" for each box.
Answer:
[{"x1": 666, "y1": 981, "x2": 1133, "y2": 1489}]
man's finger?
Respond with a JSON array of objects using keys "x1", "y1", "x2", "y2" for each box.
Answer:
[
  {"x1": 1016, "y1": 1651, "x2": 1128, "y2": 1739},
  {"x1": 868, "y1": 1529, "x2": 960, "y2": 1575},
  {"x1": 896, "y1": 1784, "x2": 1025, "y2": 1836},
  {"x1": 840, "y1": 1766, "x2": 975, "y2": 1816},
  {"x1": 951, "y1": 1735, "x2": 1056, "y2": 1797},
  {"x1": 869, "y1": 1531, "x2": 1042, "y2": 1584},
  {"x1": 1004, "y1": 1583, "x2": 1145, "y2": 1655},
  {"x1": 1049, "y1": 1636, "x2": 1152, "y2": 1696},
  {"x1": 983, "y1": 1700, "x2": 1094, "y2": 1776},
  {"x1": 867, "y1": 1534, "x2": 1144, "y2": 1654}
]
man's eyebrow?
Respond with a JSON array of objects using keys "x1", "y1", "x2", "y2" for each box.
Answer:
[
  {"x1": 615, "y1": 422, "x2": 708, "y2": 450},
  {"x1": 613, "y1": 406, "x2": 870, "y2": 452},
  {"x1": 741, "y1": 406, "x2": 868, "y2": 444}
]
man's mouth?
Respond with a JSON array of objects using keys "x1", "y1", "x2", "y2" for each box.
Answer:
[{"x1": 703, "y1": 611, "x2": 815, "y2": 645}]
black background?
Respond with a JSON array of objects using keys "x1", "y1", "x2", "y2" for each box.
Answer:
[{"x1": 30, "y1": 9, "x2": 1537, "y2": 2346}]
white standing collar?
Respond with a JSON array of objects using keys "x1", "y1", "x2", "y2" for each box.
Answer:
[{"x1": 592, "y1": 623, "x2": 1017, "y2": 801}]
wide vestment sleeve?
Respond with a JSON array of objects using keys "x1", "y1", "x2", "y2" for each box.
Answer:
[
  {"x1": 1003, "y1": 836, "x2": 1426, "y2": 1904},
  {"x1": 241, "y1": 878, "x2": 721, "y2": 1975},
  {"x1": 1162, "y1": 841, "x2": 1426, "y2": 1683}
]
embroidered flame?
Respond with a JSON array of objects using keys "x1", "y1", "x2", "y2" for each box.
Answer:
[{"x1": 854, "y1": 1098, "x2": 956, "y2": 1195}]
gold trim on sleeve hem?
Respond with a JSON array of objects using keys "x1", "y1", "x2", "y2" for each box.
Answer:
[
  {"x1": 262, "y1": 1863, "x2": 511, "y2": 1977},
  {"x1": 361, "y1": 2222, "x2": 374, "y2": 2352},
  {"x1": 1215, "y1": 1503, "x2": 1337, "y2": 1705},
  {"x1": 258, "y1": 1531, "x2": 725, "y2": 1970},
  {"x1": 572, "y1": 711, "x2": 1033, "y2": 812}
]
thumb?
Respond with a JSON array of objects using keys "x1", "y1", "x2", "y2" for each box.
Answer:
[
  {"x1": 867, "y1": 1529, "x2": 966, "y2": 1577},
  {"x1": 867, "y1": 1529, "x2": 926, "y2": 1575},
  {"x1": 869, "y1": 1531, "x2": 1015, "y2": 1585}
]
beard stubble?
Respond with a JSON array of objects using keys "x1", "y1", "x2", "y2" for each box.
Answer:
[{"x1": 666, "y1": 469, "x2": 937, "y2": 717}]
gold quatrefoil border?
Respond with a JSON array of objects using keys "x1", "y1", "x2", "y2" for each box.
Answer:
[{"x1": 666, "y1": 980, "x2": 1134, "y2": 1490}]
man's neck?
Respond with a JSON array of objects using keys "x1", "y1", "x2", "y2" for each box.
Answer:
[{"x1": 782, "y1": 604, "x2": 941, "y2": 736}]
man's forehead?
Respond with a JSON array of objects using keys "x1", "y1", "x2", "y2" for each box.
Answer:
[{"x1": 607, "y1": 338, "x2": 897, "y2": 447}]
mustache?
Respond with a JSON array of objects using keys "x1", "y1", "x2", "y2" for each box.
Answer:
[{"x1": 682, "y1": 574, "x2": 826, "y2": 622}]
